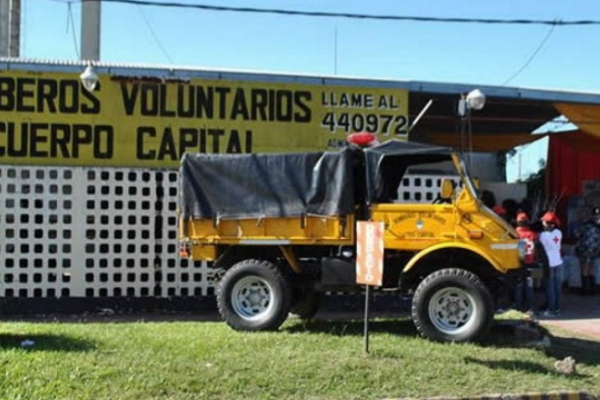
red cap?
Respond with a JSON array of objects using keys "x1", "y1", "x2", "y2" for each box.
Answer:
[
  {"x1": 516, "y1": 212, "x2": 529, "y2": 223},
  {"x1": 493, "y1": 205, "x2": 506, "y2": 215},
  {"x1": 541, "y1": 211, "x2": 560, "y2": 226}
]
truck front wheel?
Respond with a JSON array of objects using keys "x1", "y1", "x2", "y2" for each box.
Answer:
[
  {"x1": 217, "y1": 259, "x2": 292, "y2": 331},
  {"x1": 411, "y1": 268, "x2": 494, "y2": 343}
]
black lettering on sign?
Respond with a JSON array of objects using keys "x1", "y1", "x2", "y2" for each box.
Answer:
[
  {"x1": 215, "y1": 87, "x2": 230, "y2": 119},
  {"x1": 199, "y1": 128, "x2": 206, "y2": 153},
  {"x1": 81, "y1": 83, "x2": 101, "y2": 114},
  {"x1": 141, "y1": 83, "x2": 159, "y2": 116},
  {"x1": 159, "y1": 84, "x2": 176, "y2": 117},
  {"x1": 268, "y1": 89, "x2": 276, "y2": 121},
  {"x1": 37, "y1": 79, "x2": 58, "y2": 113},
  {"x1": 179, "y1": 128, "x2": 198, "y2": 158},
  {"x1": 59, "y1": 80, "x2": 80, "y2": 113},
  {"x1": 294, "y1": 91, "x2": 312, "y2": 122},
  {"x1": 226, "y1": 130, "x2": 241, "y2": 153},
  {"x1": 245, "y1": 130, "x2": 252, "y2": 153},
  {"x1": 94, "y1": 126, "x2": 114, "y2": 159},
  {"x1": 0, "y1": 122, "x2": 27, "y2": 156},
  {"x1": 72, "y1": 125, "x2": 93, "y2": 158},
  {"x1": 276, "y1": 91, "x2": 293, "y2": 122},
  {"x1": 158, "y1": 127, "x2": 178, "y2": 161},
  {"x1": 16, "y1": 78, "x2": 36, "y2": 112},
  {"x1": 118, "y1": 81, "x2": 312, "y2": 122},
  {"x1": 0, "y1": 77, "x2": 101, "y2": 114},
  {"x1": 177, "y1": 85, "x2": 195, "y2": 118},
  {"x1": 0, "y1": 122, "x2": 113, "y2": 159},
  {"x1": 135, "y1": 126, "x2": 253, "y2": 161},
  {"x1": 121, "y1": 82, "x2": 139, "y2": 116},
  {"x1": 0, "y1": 78, "x2": 15, "y2": 111},
  {"x1": 230, "y1": 88, "x2": 249, "y2": 120},
  {"x1": 250, "y1": 89, "x2": 268, "y2": 121},
  {"x1": 136, "y1": 126, "x2": 156, "y2": 160},
  {"x1": 207, "y1": 129, "x2": 224, "y2": 153},
  {"x1": 30, "y1": 123, "x2": 49, "y2": 157},
  {"x1": 196, "y1": 86, "x2": 214, "y2": 119},
  {"x1": 50, "y1": 124, "x2": 71, "y2": 158}
]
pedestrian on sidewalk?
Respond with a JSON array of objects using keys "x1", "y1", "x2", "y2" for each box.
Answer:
[
  {"x1": 514, "y1": 212, "x2": 540, "y2": 314},
  {"x1": 574, "y1": 207, "x2": 600, "y2": 295},
  {"x1": 539, "y1": 211, "x2": 564, "y2": 317}
]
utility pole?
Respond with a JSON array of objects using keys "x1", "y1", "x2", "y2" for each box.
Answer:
[
  {"x1": 0, "y1": 0, "x2": 21, "y2": 58},
  {"x1": 81, "y1": 0, "x2": 101, "y2": 60}
]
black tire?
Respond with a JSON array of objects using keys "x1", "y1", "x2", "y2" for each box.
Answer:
[
  {"x1": 217, "y1": 259, "x2": 292, "y2": 331},
  {"x1": 411, "y1": 268, "x2": 494, "y2": 343},
  {"x1": 290, "y1": 289, "x2": 321, "y2": 320}
]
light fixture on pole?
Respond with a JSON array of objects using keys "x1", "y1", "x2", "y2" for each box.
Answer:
[
  {"x1": 80, "y1": 64, "x2": 99, "y2": 92},
  {"x1": 466, "y1": 89, "x2": 486, "y2": 111},
  {"x1": 457, "y1": 89, "x2": 486, "y2": 171},
  {"x1": 458, "y1": 89, "x2": 486, "y2": 117}
]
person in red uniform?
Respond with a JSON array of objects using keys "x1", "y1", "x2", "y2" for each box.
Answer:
[
  {"x1": 539, "y1": 211, "x2": 563, "y2": 317},
  {"x1": 514, "y1": 212, "x2": 539, "y2": 313}
]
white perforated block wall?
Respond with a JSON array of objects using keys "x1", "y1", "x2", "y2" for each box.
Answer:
[{"x1": 0, "y1": 165, "x2": 216, "y2": 299}]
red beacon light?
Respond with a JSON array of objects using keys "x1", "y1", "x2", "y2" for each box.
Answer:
[{"x1": 347, "y1": 132, "x2": 378, "y2": 147}]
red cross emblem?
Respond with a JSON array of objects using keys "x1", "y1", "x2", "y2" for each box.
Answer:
[{"x1": 553, "y1": 235, "x2": 560, "y2": 244}]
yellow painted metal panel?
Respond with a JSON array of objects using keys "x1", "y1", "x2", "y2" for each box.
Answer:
[{"x1": 181, "y1": 214, "x2": 355, "y2": 247}]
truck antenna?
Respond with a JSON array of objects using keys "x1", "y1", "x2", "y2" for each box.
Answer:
[{"x1": 407, "y1": 99, "x2": 434, "y2": 138}]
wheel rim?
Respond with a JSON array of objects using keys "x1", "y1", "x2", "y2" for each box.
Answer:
[
  {"x1": 231, "y1": 276, "x2": 274, "y2": 321},
  {"x1": 428, "y1": 287, "x2": 477, "y2": 336}
]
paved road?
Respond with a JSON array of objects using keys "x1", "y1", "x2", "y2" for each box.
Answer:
[{"x1": 537, "y1": 291, "x2": 600, "y2": 340}]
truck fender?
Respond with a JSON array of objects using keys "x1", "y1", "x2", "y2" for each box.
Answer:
[{"x1": 403, "y1": 242, "x2": 507, "y2": 275}]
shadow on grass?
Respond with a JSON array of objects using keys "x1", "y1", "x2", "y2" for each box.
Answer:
[
  {"x1": 286, "y1": 315, "x2": 600, "y2": 362},
  {"x1": 285, "y1": 316, "x2": 534, "y2": 342},
  {"x1": 464, "y1": 356, "x2": 591, "y2": 379},
  {"x1": 465, "y1": 356, "x2": 552, "y2": 374},
  {"x1": 543, "y1": 335, "x2": 600, "y2": 367},
  {"x1": 284, "y1": 317, "x2": 419, "y2": 337},
  {"x1": 0, "y1": 333, "x2": 96, "y2": 352}
]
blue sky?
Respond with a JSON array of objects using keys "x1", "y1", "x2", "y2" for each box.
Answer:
[{"x1": 21, "y1": 0, "x2": 600, "y2": 180}]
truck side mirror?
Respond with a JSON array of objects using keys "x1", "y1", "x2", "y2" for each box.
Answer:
[{"x1": 440, "y1": 178, "x2": 455, "y2": 200}]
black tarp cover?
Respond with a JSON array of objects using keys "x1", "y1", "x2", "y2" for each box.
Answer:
[
  {"x1": 179, "y1": 149, "x2": 355, "y2": 220},
  {"x1": 179, "y1": 139, "x2": 456, "y2": 220}
]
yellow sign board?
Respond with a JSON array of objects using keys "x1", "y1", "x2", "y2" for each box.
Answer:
[{"x1": 0, "y1": 70, "x2": 409, "y2": 168}]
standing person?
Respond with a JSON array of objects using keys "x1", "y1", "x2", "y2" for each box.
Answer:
[
  {"x1": 539, "y1": 211, "x2": 563, "y2": 317},
  {"x1": 574, "y1": 207, "x2": 600, "y2": 295},
  {"x1": 514, "y1": 212, "x2": 539, "y2": 314}
]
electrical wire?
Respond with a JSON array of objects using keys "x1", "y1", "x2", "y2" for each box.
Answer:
[
  {"x1": 136, "y1": 5, "x2": 174, "y2": 64},
  {"x1": 502, "y1": 22, "x2": 557, "y2": 85},
  {"x1": 41, "y1": 0, "x2": 600, "y2": 26},
  {"x1": 66, "y1": 1, "x2": 80, "y2": 58}
]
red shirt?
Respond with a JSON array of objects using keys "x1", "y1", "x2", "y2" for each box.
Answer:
[{"x1": 516, "y1": 226, "x2": 538, "y2": 265}]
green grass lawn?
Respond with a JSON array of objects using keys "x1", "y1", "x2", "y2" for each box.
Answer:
[{"x1": 0, "y1": 314, "x2": 599, "y2": 400}]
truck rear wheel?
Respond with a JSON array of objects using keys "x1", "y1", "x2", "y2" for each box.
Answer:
[
  {"x1": 217, "y1": 259, "x2": 292, "y2": 331},
  {"x1": 411, "y1": 268, "x2": 494, "y2": 343},
  {"x1": 290, "y1": 288, "x2": 321, "y2": 320}
]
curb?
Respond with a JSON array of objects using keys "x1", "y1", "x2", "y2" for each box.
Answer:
[{"x1": 386, "y1": 391, "x2": 597, "y2": 400}]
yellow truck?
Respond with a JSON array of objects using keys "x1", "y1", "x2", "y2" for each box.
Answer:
[{"x1": 178, "y1": 139, "x2": 525, "y2": 342}]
